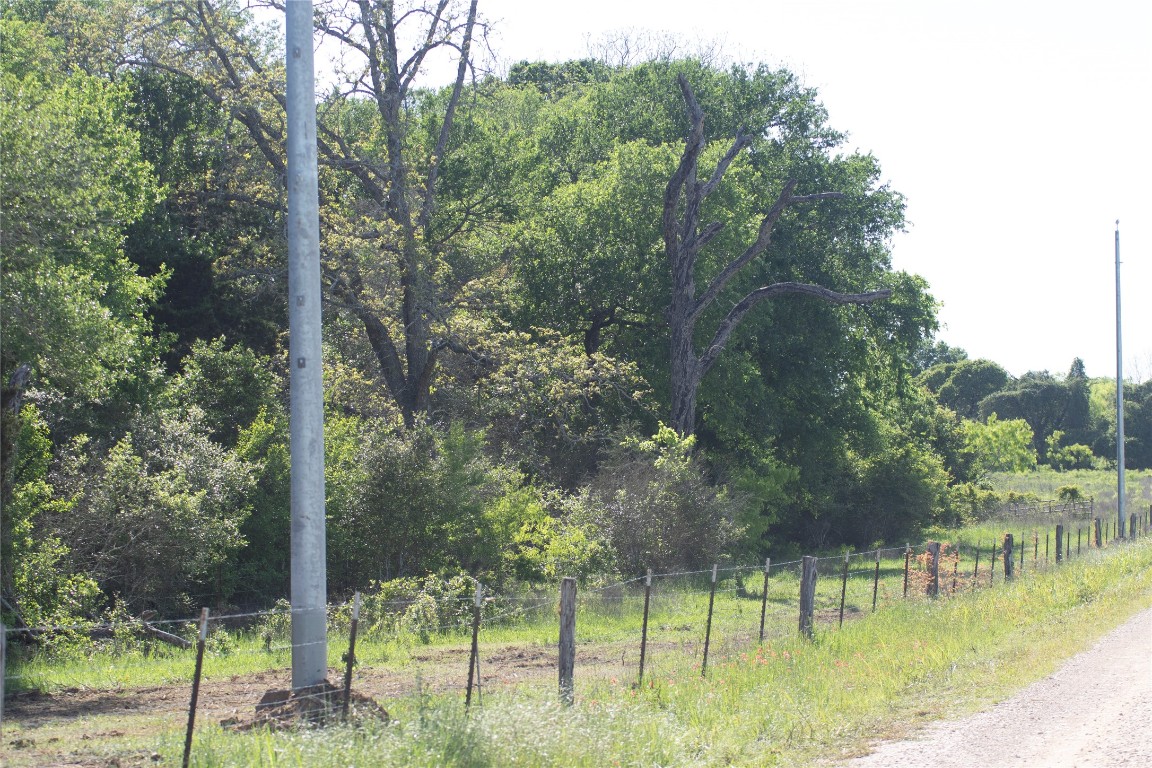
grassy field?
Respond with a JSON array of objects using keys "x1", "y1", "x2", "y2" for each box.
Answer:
[
  {"x1": 6, "y1": 531, "x2": 1152, "y2": 767},
  {"x1": 989, "y1": 467, "x2": 1152, "y2": 516}
]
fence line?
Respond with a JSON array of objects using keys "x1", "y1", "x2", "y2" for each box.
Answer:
[{"x1": 4, "y1": 509, "x2": 1151, "y2": 758}]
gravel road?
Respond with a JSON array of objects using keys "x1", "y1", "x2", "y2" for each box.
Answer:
[{"x1": 841, "y1": 607, "x2": 1152, "y2": 768}]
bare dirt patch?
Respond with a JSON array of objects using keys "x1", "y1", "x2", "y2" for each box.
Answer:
[{"x1": 1, "y1": 640, "x2": 636, "y2": 766}]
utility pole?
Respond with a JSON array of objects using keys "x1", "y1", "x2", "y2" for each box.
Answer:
[
  {"x1": 286, "y1": 0, "x2": 327, "y2": 689},
  {"x1": 1115, "y1": 220, "x2": 1126, "y2": 538}
]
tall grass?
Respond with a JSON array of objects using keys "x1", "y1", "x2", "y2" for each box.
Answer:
[
  {"x1": 130, "y1": 539, "x2": 1152, "y2": 767},
  {"x1": 990, "y1": 467, "x2": 1152, "y2": 515}
]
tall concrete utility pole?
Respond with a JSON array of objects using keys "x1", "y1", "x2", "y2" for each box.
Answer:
[
  {"x1": 1115, "y1": 221, "x2": 1126, "y2": 537},
  {"x1": 286, "y1": 0, "x2": 327, "y2": 688}
]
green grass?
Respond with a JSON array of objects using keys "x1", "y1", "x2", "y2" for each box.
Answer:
[
  {"x1": 12, "y1": 537, "x2": 1151, "y2": 767},
  {"x1": 153, "y1": 540, "x2": 1152, "y2": 766},
  {"x1": 989, "y1": 467, "x2": 1152, "y2": 514}
]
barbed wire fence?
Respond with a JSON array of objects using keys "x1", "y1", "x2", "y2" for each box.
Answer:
[{"x1": 2, "y1": 504, "x2": 1150, "y2": 761}]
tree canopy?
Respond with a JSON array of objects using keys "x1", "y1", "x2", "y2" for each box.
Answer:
[{"x1": 4, "y1": 0, "x2": 1143, "y2": 627}]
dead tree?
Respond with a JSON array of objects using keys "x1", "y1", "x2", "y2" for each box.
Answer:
[{"x1": 663, "y1": 74, "x2": 891, "y2": 436}]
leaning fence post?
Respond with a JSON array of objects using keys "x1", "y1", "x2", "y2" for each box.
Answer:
[
  {"x1": 1, "y1": 622, "x2": 6, "y2": 735},
  {"x1": 926, "y1": 542, "x2": 940, "y2": 597},
  {"x1": 973, "y1": 543, "x2": 981, "y2": 581},
  {"x1": 1056, "y1": 525, "x2": 1064, "y2": 563},
  {"x1": 902, "y1": 544, "x2": 911, "y2": 597},
  {"x1": 871, "y1": 550, "x2": 881, "y2": 612},
  {"x1": 465, "y1": 583, "x2": 482, "y2": 709},
  {"x1": 702, "y1": 564, "x2": 718, "y2": 676},
  {"x1": 1003, "y1": 534, "x2": 1015, "y2": 580},
  {"x1": 638, "y1": 569, "x2": 652, "y2": 687},
  {"x1": 758, "y1": 558, "x2": 771, "y2": 643},
  {"x1": 799, "y1": 556, "x2": 817, "y2": 640},
  {"x1": 558, "y1": 577, "x2": 576, "y2": 705},
  {"x1": 182, "y1": 608, "x2": 209, "y2": 768},
  {"x1": 343, "y1": 592, "x2": 361, "y2": 719}
]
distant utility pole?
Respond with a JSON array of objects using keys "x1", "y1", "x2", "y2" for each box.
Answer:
[
  {"x1": 1115, "y1": 220, "x2": 1126, "y2": 537},
  {"x1": 286, "y1": 0, "x2": 327, "y2": 689}
]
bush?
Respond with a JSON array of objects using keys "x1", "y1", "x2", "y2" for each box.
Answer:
[
  {"x1": 359, "y1": 575, "x2": 475, "y2": 643},
  {"x1": 947, "y1": 483, "x2": 1004, "y2": 523},
  {"x1": 579, "y1": 426, "x2": 744, "y2": 575}
]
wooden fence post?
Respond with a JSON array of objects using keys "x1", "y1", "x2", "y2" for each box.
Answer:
[
  {"x1": 638, "y1": 569, "x2": 652, "y2": 687},
  {"x1": 1095, "y1": 517, "x2": 1102, "y2": 548},
  {"x1": 989, "y1": 540, "x2": 996, "y2": 585},
  {"x1": 1078, "y1": 527, "x2": 1082, "y2": 555},
  {"x1": 1, "y1": 622, "x2": 6, "y2": 735},
  {"x1": 465, "y1": 584, "x2": 482, "y2": 709},
  {"x1": 1019, "y1": 530, "x2": 1025, "y2": 573},
  {"x1": 1045, "y1": 533, "x2": 1049, "y2": 564},
  {"x1": 871, "y1": 550, "x2": 881, "y2": 612},
  {"x1": 758, "y1": 558, "x2": 771, "y2": 643},
  {"x1": 702, "y1": 564, "x2": 718, "y2": 676},
  {"x1": 973, "y1": 543, "x2": 981, "y2": 580},
  {"x1": 558, "y1": 577, "x2": 576, "y2": 705},
  {"x1": 1056, "y1": 525, "x2": 1064, "y2": 563},
  {"x1": 838, "y1": 553, "x2": 850, "y2": 627},
  {"x1": 951, "y1": 547, "x2": 959, "y2": 594},
  {"x1": 343, "y1": 592, "x2": 361, "y2": 719},
  {"x1": 182, "y1": 608, "x2": 209, "y2": 768},
  {"x1": 799, "y1": 556, "x2": 817, "y2": 640},
  {"x1": 1003, "y1": 534, "x2": 1015, "y2": 580},
  {"x1": 902, "y1": 544, "x2": 911, "y2": 597},
  {"x1": 926, "y1": 542, "x2": 940, "y2": 597}
]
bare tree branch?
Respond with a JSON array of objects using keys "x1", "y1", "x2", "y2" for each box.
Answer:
[{"x1": 698, "y1": 284, "x2": 892, "y2": 376}]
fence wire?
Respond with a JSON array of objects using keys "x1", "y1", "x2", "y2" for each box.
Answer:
[{"x1": 4, "y1": 514, "x2": 1151, "y2": 759}]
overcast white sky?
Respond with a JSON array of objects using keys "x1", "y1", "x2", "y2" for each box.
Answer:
[{"x1": 283, "y1": 0, "x2": 1152, "y2": 381}]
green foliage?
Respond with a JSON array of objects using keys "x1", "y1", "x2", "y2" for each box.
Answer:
[
  {"x1": 55, "y1": 407, "x2": 257, "y2": 611},
  {"x1": 504, "y1": 502, "x2": 614, "y2": 584},
  {"x1": 576, "y1": 426, "x2": 744, "y2": 575},
  {"x1": 162, "y1": 336, "x2": 280, "y2": 446},
  {"x1": 1063, "y1": 358, "x2": 1092, "y2": 445},
  {"x1": 326, "y1": 420, "x2": 549, "y2": 589},
  {"x1": 232, "y1": 408, "x2": 291, "y2": 600},
  {"x1": 918, "y1": 359, "x2": 1009, "y2": 420},
  {"x1": 978, "y1": 372, "x2": 1069, "y2": 462},
  {"x1": 1045, "y1": 431, "x2": 1096, "y2": 471},
  {"x1": 435, "y1": 319, "x2": 651, "y2": 487},
  {"x1": 1, "y1": 1, "x2": 997, "y2": 616},
  {"x1": 1, "y1": 404, "x2": 102, "y2": 628},
  {"x1": 962, "y1": 414, "x2": 1038, "y2": 475},
  {"x1": 910, "y1": 339, "x2": 968, "y2": 375},
  {"x1": 359, "y1": 575, "x2": 475, "y2": 643},
  {"x1": 1057, "y1": 485, "x2": 1086, "y2": 502},
  {"x1": 1, "y1": 17, "x2": 165, "y2": 410},
  {"x1": 947, "y1": 482, "x2": 1006, "y2": 523}
]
